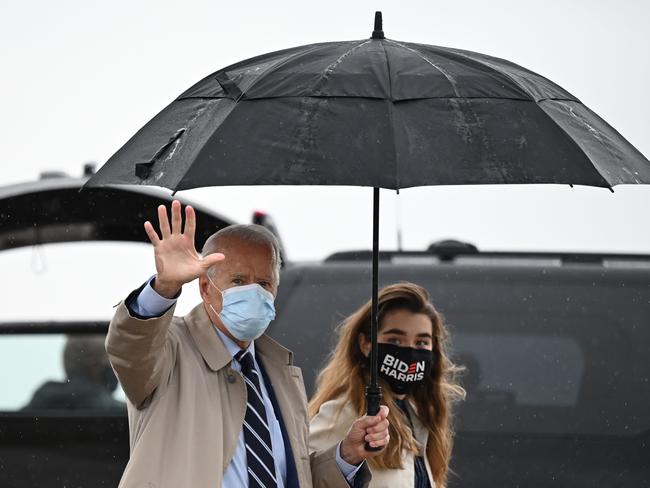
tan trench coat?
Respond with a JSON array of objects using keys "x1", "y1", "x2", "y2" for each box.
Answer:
[
  {"x1": 106, "y1": 300, "x2": 366, "y2": 488},
  {"x1": 310, "y1": 397, "x2": 436, "y2": 488}
]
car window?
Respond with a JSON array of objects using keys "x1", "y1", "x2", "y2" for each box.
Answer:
[
  {"x1": 0, "y1": 333, "x2": 126, "y2": 412},
  {"x1": 453, "y1": 333, "x2": 585, "y2": 407},
  {"x1": 0, "y1": 241, "x2": 203, "y2": 414}
]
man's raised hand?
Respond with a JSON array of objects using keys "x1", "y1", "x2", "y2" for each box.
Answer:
[{"x1": 143, "y1": 200, "x2": 225, "y2": 298}]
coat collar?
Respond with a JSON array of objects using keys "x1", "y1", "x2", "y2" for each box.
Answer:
[
  {"x1": 183, "y1": 302, "x2": 293, "y2": 371},
  {"x1": 255, "y1": 333, "x2": 294, "y2": 368}
]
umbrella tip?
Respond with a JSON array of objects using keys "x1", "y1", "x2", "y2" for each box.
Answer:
[{"x1": 371, "y1": 11, "x2": 385, "y2": 39}]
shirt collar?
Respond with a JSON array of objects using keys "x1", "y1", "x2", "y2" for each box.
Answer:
[{"x1": 213, "y1": 325, "x2": 255, "y2": 360}]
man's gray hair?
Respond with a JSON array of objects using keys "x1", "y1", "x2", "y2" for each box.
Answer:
[{"x1": 201, "y1": 224, "x2": 282, "y2": 282}]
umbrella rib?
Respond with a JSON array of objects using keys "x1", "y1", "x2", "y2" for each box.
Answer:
[
  {"x1": 237, "y1": 43, "x2": 351, "y2": 99},
  {"x1": 509, "y1": 101, "x2": 616, "y2": 188},
  {"x1": 470, "y1": 53, "x2": 613, "y2": 186},
  {"x1": 310, "y1": 40, "x2": 373, "y2": 94},
  {"x1": 394, "y1": 43, "x2": 612, "y2": 188},
  {"x1": 172, "y1": 99, "x2": 239, "y2": 192},
  {"x1": 379, "y1": 40, "x2": 399, "y2": 189},
  {"x1": 386, "y1": 39, "x2": 461, "y2": 97},
  {"x1": 430, "y1": 47, "x2": 574, "y2": 104},
  {"x1": 540, "y1": 100, "x2": 621, "y2": 188}
]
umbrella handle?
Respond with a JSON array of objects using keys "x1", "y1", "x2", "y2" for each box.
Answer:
[{"x1": 364, "y1": 385, "x2": 383, "y2": 451}]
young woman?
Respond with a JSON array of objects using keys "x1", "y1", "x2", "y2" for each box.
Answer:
[{"x1": 309, "y1": 282, "x2": 465, "y2": 488}]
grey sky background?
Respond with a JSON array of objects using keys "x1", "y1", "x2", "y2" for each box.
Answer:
[{"x1": 2, "y1": 0, "x2": 649, "y2": 260}]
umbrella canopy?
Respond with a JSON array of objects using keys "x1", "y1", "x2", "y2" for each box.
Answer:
[
  {"x1": 87, "y1": 18, "x2": 650, "y2": 191},
  {"x1": 86, "y1": 12, "x2": 650, "y2": 425}
]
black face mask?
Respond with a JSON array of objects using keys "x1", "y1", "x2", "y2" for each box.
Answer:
[{"x1": 375, "y1": 343, "x2": 434, "y2": 395}]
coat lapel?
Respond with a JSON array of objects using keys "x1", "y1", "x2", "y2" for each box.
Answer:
[
  {"x1": 183, "y1": 303, "x2": 232, "y2": 371},
  {"x1": 407, "y1": 401, "x2": 436, "y2": 486},
  {"x1": 256, "y1": 335, "x2": 310, "y2": 488}
]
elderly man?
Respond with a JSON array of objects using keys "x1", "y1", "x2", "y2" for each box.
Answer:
[{"x1": 106, "y1": 200, "x2": 389, "y2": 488}]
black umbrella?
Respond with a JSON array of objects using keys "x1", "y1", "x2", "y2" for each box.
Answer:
[{"x1": 86, "y1": 12, "x2": 650, "y2": 427}]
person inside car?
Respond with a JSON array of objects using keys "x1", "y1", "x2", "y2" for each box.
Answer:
[
  {"x1": 309, "y1": 282, "x2": 465, "y2": 488},
  {"x1": 23, "y1": 335, "x2": 124, "y2": 411}
]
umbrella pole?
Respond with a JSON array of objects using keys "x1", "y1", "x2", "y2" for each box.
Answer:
[{"x1": 365, "y1": 187, "x2": 383, "y2": 450}]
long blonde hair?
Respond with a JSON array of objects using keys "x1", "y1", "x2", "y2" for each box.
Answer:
[{"x1": 308, "y1": 282, "x2": 465, "y2": 487}]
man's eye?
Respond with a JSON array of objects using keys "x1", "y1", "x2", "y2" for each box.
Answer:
[
  {"x1": 258, "y1": 282, "x2": 270, "y2": 289},
  {"x1": 232, "y1": 278, "x2": 244, "y2": 285},
  {"x1": 386, "y1": 338, "x2": 401, "y2": 345}
]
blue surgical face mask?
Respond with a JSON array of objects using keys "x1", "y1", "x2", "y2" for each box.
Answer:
[{"x1": 207, "y1": 277, "x2": 276, "y2": 342}]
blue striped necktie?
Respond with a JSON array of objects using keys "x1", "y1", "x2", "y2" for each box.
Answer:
[{"x1": 235, "y1": 350, "x2": 278, "y2": 488}]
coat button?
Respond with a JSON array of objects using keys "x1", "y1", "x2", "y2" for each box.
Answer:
[{"x1": 227, "y1": 374, "x2": 236, "y2": 384}]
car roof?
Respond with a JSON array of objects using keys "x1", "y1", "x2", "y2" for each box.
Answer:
[
  {"x1": 324, "y1": 248, "x2": 650, "y2": 268},
  {"x1": 0, "y1": 175, "x2": 235, "y2": 251}
]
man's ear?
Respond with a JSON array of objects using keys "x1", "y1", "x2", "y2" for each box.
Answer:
[
  {"x1": 358, "y1": 333, "x2": 371, "y2": 358},
  {"x1": 198, "y1": 275, "x2": 210, "y2": 301}
]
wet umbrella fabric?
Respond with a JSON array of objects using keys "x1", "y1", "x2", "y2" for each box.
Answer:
[
  {"x1": 88, "y1": 37, "x2": 650, "y2": 191},
  {"x1": 86, "y1": 17, "x2": 650, "y2": 420}
]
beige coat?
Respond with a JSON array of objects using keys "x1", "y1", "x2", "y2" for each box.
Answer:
[
  {"x1": 310, "y1": 397, "x2": 435, "y2": 488},
  {"x1": 106, "y1": 301, "x2": 367, "y2": 488}
]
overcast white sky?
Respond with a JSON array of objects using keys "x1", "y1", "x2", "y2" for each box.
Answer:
[{"x1": 2, "y1": 0, "x2": 649, "y2": 260}]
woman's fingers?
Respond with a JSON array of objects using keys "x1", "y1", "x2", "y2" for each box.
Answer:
[
  {"x1": 158, "y1": 205, "x2": 171, "y2": 238},
  {"x1": 144, "y1": 221, "x2": 160, "y2": 245},
  {"x1": 170, "y1": 200, "x2": 182, "y2": 234}
]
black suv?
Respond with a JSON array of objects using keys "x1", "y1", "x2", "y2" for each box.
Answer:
[
  {"x1": 1, "y1": 174, "x2": 648, "y2": 487},
  {"x1": 271, "y1": 247, "x2": 650, "y2": 487}
]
